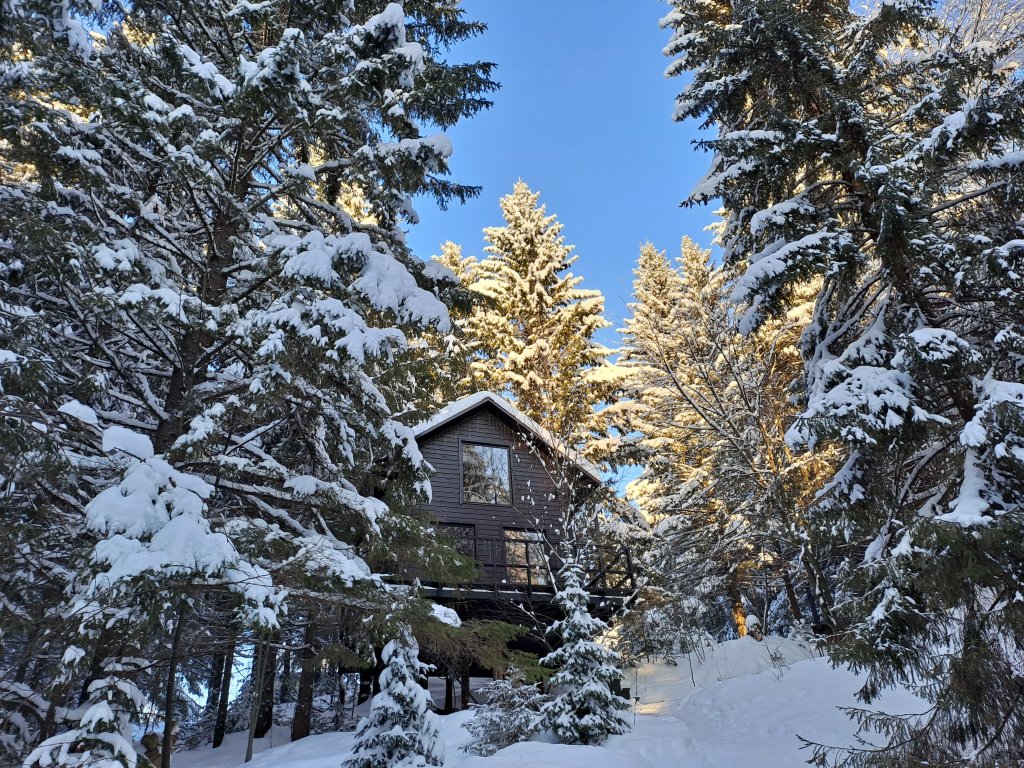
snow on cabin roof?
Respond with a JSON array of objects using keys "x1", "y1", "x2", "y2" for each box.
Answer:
[{"x1": 412, "y1": 391, "x2": 603, "y2": 484}]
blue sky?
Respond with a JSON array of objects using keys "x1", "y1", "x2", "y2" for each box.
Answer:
[{"x1": 405, "y1": 0, "x2": 713, "y2": 346}]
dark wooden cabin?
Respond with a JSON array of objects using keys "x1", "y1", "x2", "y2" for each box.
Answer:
[{"x1": 412, "y1": 392, "x2": 634, "y2": 607}]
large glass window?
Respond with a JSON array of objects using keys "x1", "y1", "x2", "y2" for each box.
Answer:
[
  {"x1": 504, "y1": 529, "x2": 549, "y2": 586},
  {"x1": 462, "y1": 443, "x2": 512, "y2": 505}
]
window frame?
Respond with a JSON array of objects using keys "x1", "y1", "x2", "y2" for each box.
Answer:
[
  {"x1": 459, "y1": 440, "x2": 514, "y2": 507},
  {"x1": 502, "y1": 528, "x2": 549, "y2": 587}
]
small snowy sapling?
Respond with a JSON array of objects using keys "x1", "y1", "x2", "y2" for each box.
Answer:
[
  {"x1": 462, "y1": 666, "x2": 549, "y2": 756},
  {"x1": 342, "y1": 629, "x2": 443, "y2": 768}
]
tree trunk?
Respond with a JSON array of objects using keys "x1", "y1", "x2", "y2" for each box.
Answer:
[
  {"x1": 460, "y1": 672, "x2": 471, "y2": 709},
  {"x1": 728, "y1": 578, "x2": 747, "y2": 638},
  {"x1": 213, "y1": 635, "x2": 235, "y2": 749},
  {"x1": 153, "y1": 177, "x2": 243, "y2": 453},
  {"x1": 444, "y1": 677, "x2": 455, "y2": 711},
  {"x1": 290, "y1": 621, "x2": 317, "y2": 742},
  {"x1": 206, "y1": 652, "x2": 225, "y2": 734},
  {"x1": 357, "y1": 668, "x2": 373, "y2": 705},
  {"x1": 78, "y1": 632, "x2": 109, "y2": 706},
  {"x1": 370, "y1": 652, "x2": 384, "y2": 696},
  {"x1": 805, "y1": 581, "x2": 822, "y2": 626},
  {"x1": 245, "y1": 634, "x2": 268, "y2": 763},
  {"x1": 335, "y1": 661, "x2": 346, "y2": 730},
  {"x1": 280, "y1": 648, "x2": 292, "y2": 703},
  {"x1": 161, "y1": 601, "x2": 188, "y2": 768},
  {"x1": 802, "y1": 547, "x2": 838, "y2": 630},
  {"x1": 254, "y1": 636, "x2": 277, "y2": 739},
  {"x1": 778, "y1": 553, "x2": 803, "y2": 623}
]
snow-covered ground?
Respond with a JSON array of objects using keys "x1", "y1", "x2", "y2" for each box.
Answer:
[{"x1": 176, "y1": 637, "x2": 922, "y2": 768}]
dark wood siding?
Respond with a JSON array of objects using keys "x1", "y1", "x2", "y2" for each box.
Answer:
[
  {"x1": 417, "y1": 403, "x2": 565, "y2": 542},
  {"x1": 414, "y1": 399, "x2": 635, "y2": 602}
]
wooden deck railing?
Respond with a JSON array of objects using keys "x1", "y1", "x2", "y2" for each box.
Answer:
[{"x1": 441, "y1": 536, "x2": 636, "y2": 597}]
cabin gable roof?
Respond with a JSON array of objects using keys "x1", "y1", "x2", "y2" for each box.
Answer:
[{"x1": 412, "y1": 392, "x2": 602, "y2": 484}]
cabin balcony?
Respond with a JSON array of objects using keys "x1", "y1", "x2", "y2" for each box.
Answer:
[{"x1": 418, "y1": 534, "x2": 636, "y2": 604}]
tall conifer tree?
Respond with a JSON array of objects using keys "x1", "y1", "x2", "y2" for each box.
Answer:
[
  {"x1": 0, "y1": 1, "x2": 494, "y2": 763},
  {"x1": 665, "y1": 0, "x2": 1024, "y2": 763},
  {"x1": 617, "y1": 239, "x2": 836, "y2": 637},
  {"x1": 439, "y1": 181, "x2": 617, "y2": 451}
]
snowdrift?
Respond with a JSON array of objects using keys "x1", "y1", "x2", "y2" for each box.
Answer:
[{"x1": 176, "y1": 637, "x2": 922, "y2": 768}]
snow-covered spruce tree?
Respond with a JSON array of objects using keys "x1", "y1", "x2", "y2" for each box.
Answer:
[
  {"x1": 612, "y1": 241, "x2": 738, "y2": 637},
  {"x1": 1, "y1": 0, "x2": 494, "y2": 762},
  {"x1": 438, "y1": 182, "x2": 618, "y2": 453},
  {"x1": 22, "y1": 429, "x2": 284, "y2": 768},
  {"x1": 665, "y1": 0, "x2": 1024, "y2": 764},
  {"x1": 488, "y1": 381, "x2": 630, "y2": 746},
  {"x1": 462, "y1": 666, "x2": 548, "y2": 756},
  {"x1": 614, "y1": 239, "x2": 838, "y2": 637},
  {"x1": 540, "y1": 563, "x2": 629, "y2": 746},
  {"x1": 342, "y1": 628, "x2": 442, "y2": 768},
  {"x1": 394, "y1": 241, "x2": 478, "y2": 421},
  {"x1": 22, "y1": 656, "x2": 147, "y2": 768}
]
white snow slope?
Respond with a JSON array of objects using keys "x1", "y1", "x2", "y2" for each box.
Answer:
[{"x1": 176, "y1": 637, "x2": 923, "y2": 768}]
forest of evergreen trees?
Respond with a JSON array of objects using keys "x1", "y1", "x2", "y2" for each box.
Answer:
[{"x1": 2, "y1": 1, "x2": 1023, "y2": 767}]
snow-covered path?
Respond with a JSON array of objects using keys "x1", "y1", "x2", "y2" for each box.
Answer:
[
  {"x1": 585, "y1": 637, "x2": 916, "y2": 768},
  {"x1": 176, "y1": 637, "x2": 921, "y2": 768}
]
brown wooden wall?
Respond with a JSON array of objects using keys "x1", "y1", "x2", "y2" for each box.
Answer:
[{"x1": 416, "y1": 403, "x2": 566, "y2": 542}]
